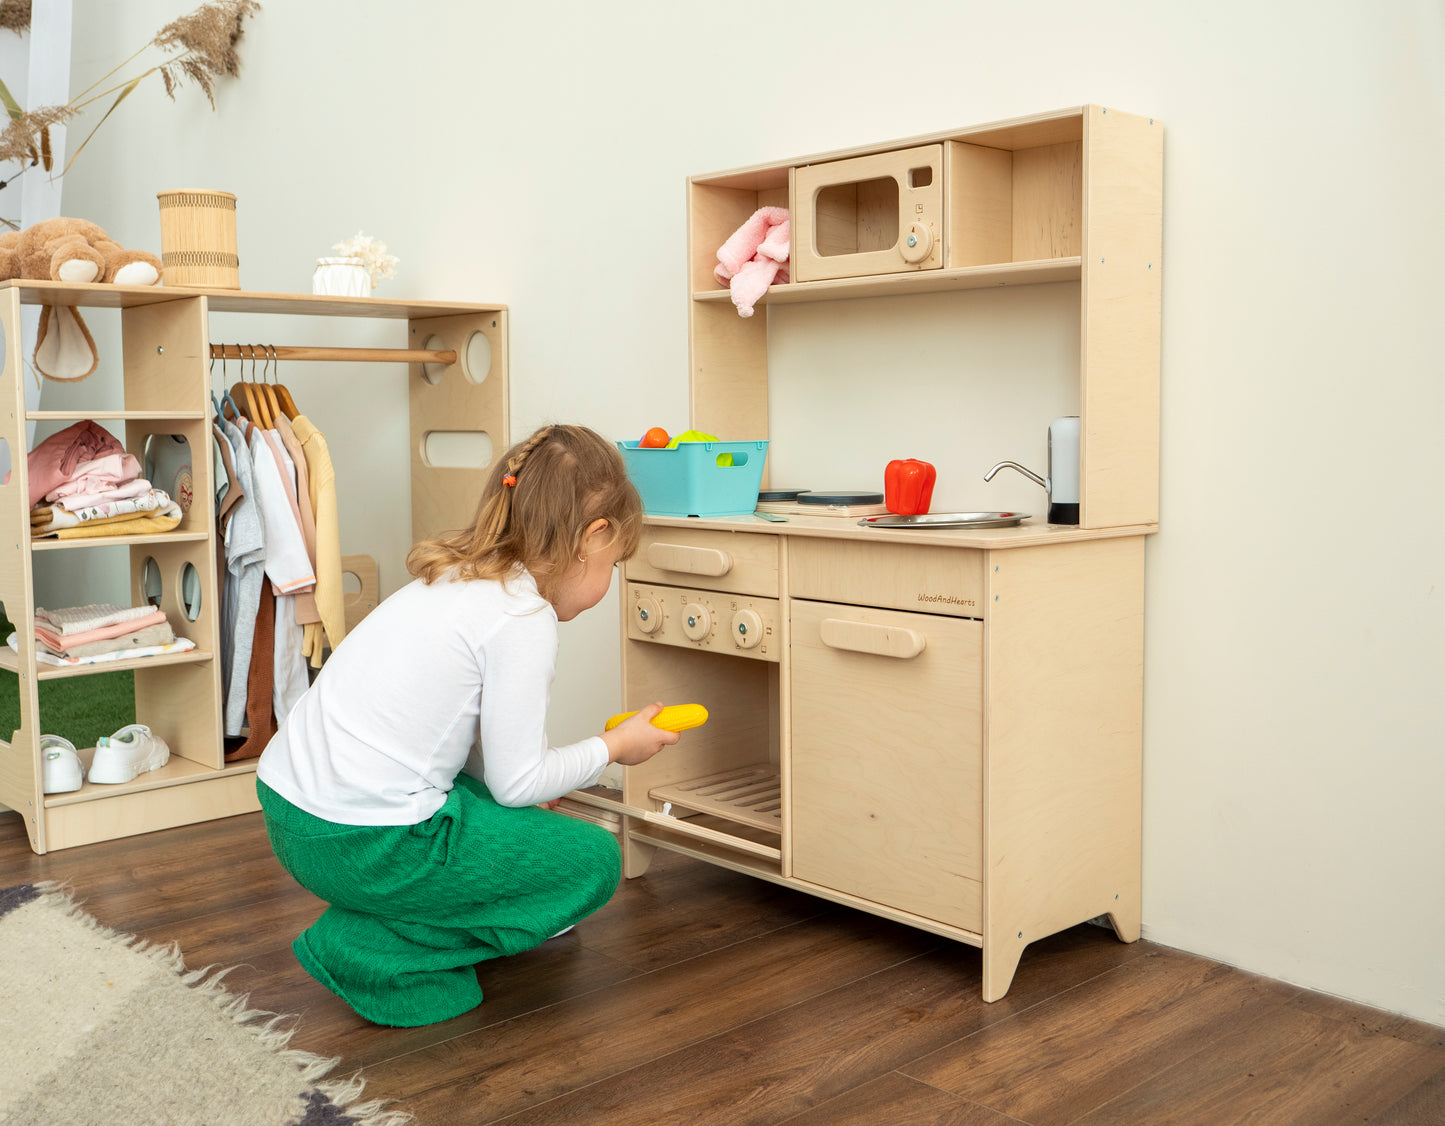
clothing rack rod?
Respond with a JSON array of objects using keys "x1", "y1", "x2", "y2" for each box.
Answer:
[{"x1": 208, "y1": 344, "x2": 458, "y2": 364}]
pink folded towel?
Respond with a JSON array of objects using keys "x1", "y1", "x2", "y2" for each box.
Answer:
[
  {"x1": 714, "y1": 206, "x2": 790, "y2": 318},
  {"x1": 34, "y1": 608, "x2": 168, "y2": 654}
]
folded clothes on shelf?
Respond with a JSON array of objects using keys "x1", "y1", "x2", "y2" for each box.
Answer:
[
  {"x1": 28, "y1": 602, "x2": 175, "y2": 659},
  {"x1": 26, "y1": 420, "x2": 142, "y2": 509},
  {"x1": 35, "y1": 612, "x2": 171, "y2": 656},
  {"x1": 31, "y1": 489, "x2": 182, "y2": 538},
  {"x1": 36, "y1": 603, "x2": 159, "y2": 635},
  {"x1": 26, "y1": 422, "x2": 184, "y2": 538},
  {"x1": 7, "y1": 631, "x2": 197, "y2": 667}
]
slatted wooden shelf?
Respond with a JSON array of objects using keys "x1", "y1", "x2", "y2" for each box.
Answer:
[{"x1": 650, "y1": 765, "x2": 782, "y2": 834}]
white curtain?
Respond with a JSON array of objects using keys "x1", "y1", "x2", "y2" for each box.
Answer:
[{"x1": 0, "y1": 0, "x2": 73, "y2": 477}]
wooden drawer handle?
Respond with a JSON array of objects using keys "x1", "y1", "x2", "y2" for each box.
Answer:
[
  {"x1": 819, "y1": 617, "x2": 926, "y2": 659},
  {"x1": 644, "y1": 542, "x2": 733, "y2": 577}
]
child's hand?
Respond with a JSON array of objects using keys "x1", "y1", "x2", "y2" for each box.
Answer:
[{"x1": 601, "y1": 701, "x2": 681, "y2": 766}]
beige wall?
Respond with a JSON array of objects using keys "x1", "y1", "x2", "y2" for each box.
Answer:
[{"x1": 33, "y1": 0, "x2": 1445, "y2": 1026}]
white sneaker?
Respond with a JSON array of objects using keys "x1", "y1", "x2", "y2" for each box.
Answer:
[
  {"x1": 41, "y1": 735, "x2": 84, "y2": 794},
  {"x1": 89, "y1": 724, "x2": 170, "y2": 784}
]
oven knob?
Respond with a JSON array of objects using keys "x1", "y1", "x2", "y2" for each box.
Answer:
[
  {"x1": 681, "y1": 602, "x2": 712, "y2": 641},
  {"x1": 730, "y1": 609, "x2": 763, "y2": 649},
  {"x1": 633, "y1": 596, "x2": 662, "y2": 634},
  {"x1": 900, "y1": 221, "x2": 934, "y2": 264}
]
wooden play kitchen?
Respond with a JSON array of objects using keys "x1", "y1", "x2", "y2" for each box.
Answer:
[
  {"x1": 1, "y1": 280, "x2": 507, "y2": 854},
  {"x1": 562, "y1": 105, "x2": 1162, "y2": 1001}
]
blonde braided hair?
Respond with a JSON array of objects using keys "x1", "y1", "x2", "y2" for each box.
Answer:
[
  {"x1": 406, "y1": 423, "x2": 643, "y2": 601},
  {"x1": 482, "y1": 424, "x2": 555, "y2": 542}
]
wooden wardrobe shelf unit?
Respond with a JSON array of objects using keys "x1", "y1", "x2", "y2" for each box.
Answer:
[
  {"x1": 572, "y1": 105, "x2": 1162, "y2": 1002},
  {"x1": 1, "y1": 280, "x2": 508, "y2": 854}
]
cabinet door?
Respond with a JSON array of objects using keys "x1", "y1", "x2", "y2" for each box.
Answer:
[{"x1": 789, "y1": 599, "x2": 983, "y2": 931}]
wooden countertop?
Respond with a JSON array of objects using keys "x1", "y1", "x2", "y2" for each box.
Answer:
[{"x1": 642, "y1": 512, "x2": 1157, "y2": 549}]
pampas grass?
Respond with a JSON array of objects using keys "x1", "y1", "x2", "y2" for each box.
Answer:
[{"x1": 0, "y1": 1, "x2": 261, "y2": 215}]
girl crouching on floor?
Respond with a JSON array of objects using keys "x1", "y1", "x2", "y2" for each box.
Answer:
[{"x1": 256, "y1": 423, "x2": 679, "y2": 1027}]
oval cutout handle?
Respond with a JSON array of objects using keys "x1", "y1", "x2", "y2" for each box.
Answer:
[
  {"x1": 819, "y1": 617, "x2": 926, "y2": 659},
  {"x1": 644, "y1": 542, "x2": 733, "y2": 577}
]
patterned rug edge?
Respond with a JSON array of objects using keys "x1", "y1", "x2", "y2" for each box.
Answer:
[{"x1": 0, "y1": 881, "x2": 412, "y2": 1126}]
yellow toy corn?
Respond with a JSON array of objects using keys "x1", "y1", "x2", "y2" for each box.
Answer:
[{"x1": 605, "y1": 704, "x2": 709, "y2": 732}]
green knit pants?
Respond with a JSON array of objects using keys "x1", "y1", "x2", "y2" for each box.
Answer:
[{"x1": 256, "y1": 774, "x2": 621, "y2": 1027}]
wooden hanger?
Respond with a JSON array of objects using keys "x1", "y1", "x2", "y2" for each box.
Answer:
[
  {"x1": 252, "y1": 345, "x2": 282, "y2": 425},
  {"x1": 235, "y1": 346, "x2": 273, "y2": 428},
  {"x1": 267, "y1": 345, "x2": 300, "y2": 420}
]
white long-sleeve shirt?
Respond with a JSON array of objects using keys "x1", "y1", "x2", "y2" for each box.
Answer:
[{"x1": 256, "y1": 567, "x2": 609, "y2": 825}]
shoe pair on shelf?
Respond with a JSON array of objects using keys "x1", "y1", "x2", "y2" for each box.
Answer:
[{"x1": 40, "y1": 725, "x2": 171, "y2": 794}]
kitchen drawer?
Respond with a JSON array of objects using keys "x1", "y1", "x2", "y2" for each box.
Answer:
[
  {"x1": 789, "y1": 538, "x2": 984, "y2": 619},
  {"x1": 626, "y1": 527, "x2": 779, "y2": 597},
  {"x1": 789, "y1": 598, "x2": 984, "y2": 931}
]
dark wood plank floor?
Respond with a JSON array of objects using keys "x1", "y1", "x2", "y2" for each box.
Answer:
[{"x1": 4, "y1": 809, "x2": 1442, "y2": 1125}]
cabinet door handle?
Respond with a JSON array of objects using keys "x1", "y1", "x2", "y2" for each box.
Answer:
[
  {"x1": 818, "y1": 617, "x2": 926, "y2": 659},
  {"x1": 645, "y1": 542, "x2": 733, "y2": 577}
]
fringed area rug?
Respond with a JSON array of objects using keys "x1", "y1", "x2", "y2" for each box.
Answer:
[{"x1": 0, "y1": 882, "x2": 410, "y2": 1126}]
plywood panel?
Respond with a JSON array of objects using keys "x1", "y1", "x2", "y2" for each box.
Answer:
[
  {"x1": 689, "y1": 299, "x2": 768, "y2": 444},
  {"x1": 982, "y1": 537, "x2": 1145, "y2": 998},
  {"x1": 1080, "y1": 107, "x2": 1162, "y2": 528},
  {"x1": 43, "y1": 769, "x2": 261, "y2": 851},
  {"x1": 946, "y1": 142, "x2": 1013, "y2": 267},
  {"x1": 1012, "y1": 140, "x2": 1083, "y2": 261},
  {"x1": 408, "y1": 310, "x2": 509, "y2": 542},
  {"x1": 123, "y1": 297, "x2": 209, "y2": 414},
  {"x1": 0, "y1": 289, "x2": 41, "y2": 849}
]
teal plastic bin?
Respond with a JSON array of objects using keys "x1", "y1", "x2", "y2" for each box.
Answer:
[{"x1": 617, "y1": 439, "x2": 769, "y2": 517}]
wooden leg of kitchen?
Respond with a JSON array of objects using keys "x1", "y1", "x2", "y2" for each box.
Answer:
[
  {"x1": 982, "y1": 932, "x2": 1027, "y2": 1003},
  {"x1": 621, "y1": 819, "x2": 657, "y2": 878},
  {"x1": 1106, "y1": 892, "x2": 1142, "y2": 942}
]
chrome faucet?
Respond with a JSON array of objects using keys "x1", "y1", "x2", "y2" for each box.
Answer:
[
  {"x1": 983, "y1": 417, "x2": 1081, "y2": 525},
  {"x1": 983, "y1": 460, "x2": 1046, "y2": 491}
]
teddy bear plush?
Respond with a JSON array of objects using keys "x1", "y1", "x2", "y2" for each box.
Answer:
[{"x1": 0, "y1": 217, "x2": 163, "y2": 381}]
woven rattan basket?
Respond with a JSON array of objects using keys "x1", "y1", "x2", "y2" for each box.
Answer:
[{"x1": 156, "y1": 189, "x2": 239, "y2": 288}]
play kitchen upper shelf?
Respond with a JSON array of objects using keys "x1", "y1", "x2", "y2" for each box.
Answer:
[
  {"x1": 689, "y1": 105, "x2": 1112, "y2": 300},
  {"x1": 692, "y1": 257, "x2": 1082, "y2": 305}
]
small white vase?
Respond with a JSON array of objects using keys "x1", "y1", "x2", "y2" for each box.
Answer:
[{"x1": 313, "y1": 257, "x2": 372, "y2": 297}]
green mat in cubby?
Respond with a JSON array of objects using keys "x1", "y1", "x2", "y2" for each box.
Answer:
[{"x1": 0, "y1": 607, "x2": 136, "y2": 749}]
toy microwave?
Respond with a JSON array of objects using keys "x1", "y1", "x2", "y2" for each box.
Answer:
[{"x1": 792, "y1": 143, "x2": 945, "y2": 282}]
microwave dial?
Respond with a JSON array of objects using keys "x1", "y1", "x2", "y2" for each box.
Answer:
[{"x1": 900, "y1": 221, "x2": 935, "y2": 264}]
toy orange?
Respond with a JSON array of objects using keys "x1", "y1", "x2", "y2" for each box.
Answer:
[{"x1": 639, "y1": 426, "x2": 670, "y2": 448}]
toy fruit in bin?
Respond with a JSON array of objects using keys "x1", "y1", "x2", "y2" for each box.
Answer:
[
  {"x1": 884, "y1": 458, "x2": 937, "y2": 515},
  {"x1": 616, "y1": 436, "x2": 768, "y2": 517},
  {"x1": 639, "y1": 426, "x2": 670, "y2": 448},
  {"x1": 667, "y1": 429, "x2": 731, "y2": 465}
]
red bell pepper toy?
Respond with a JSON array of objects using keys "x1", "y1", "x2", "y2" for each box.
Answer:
[{"x1": 884, "y1": 458, "x2": 937, "y2": 515}]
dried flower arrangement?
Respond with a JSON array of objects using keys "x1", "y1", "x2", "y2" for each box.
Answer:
[
  {"x1": 333, "y1": 231, "x2": 399, "y2": 290},
  {"x1": 0, "y1": 0, "x2": 261, "y2": 227}
]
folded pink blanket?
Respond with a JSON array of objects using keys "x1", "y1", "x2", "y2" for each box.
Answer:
[{"x1": 34, "y1": 608, "x2": 168, "y2": 654}]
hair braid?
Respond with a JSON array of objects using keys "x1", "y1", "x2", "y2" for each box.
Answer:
[
  {"x1": 483, "y1": 425, "x2": 554, "y2": 541},
  {"x1": 406, "y1": 422, "x2": 643, "y2": 597}
]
